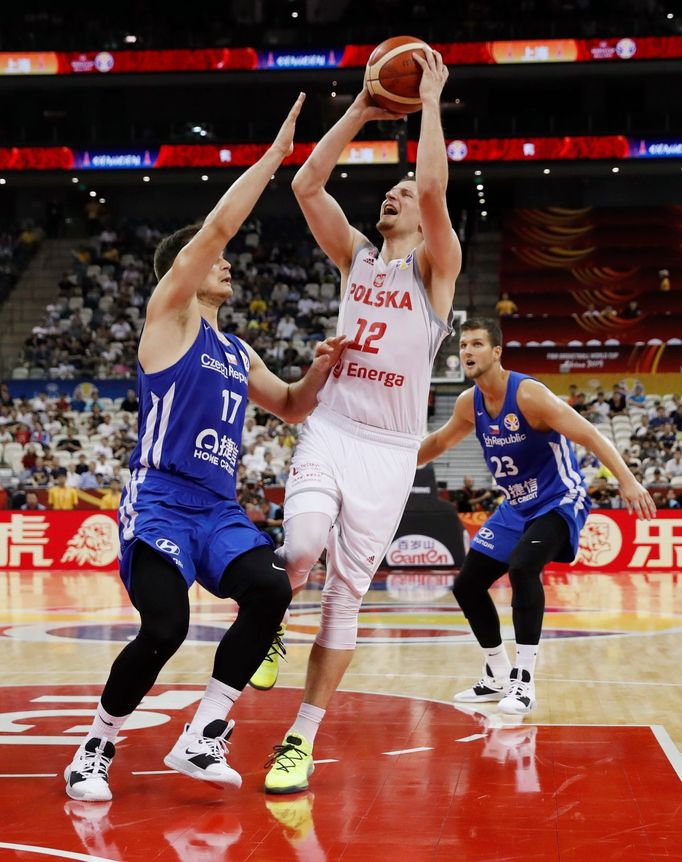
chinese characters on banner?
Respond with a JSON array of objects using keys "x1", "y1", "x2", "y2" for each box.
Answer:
[{"x1": 0, "y1": 512, "x2": 119, "y2": 570}]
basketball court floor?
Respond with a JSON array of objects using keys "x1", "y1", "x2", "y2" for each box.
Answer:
[{"x1": 1, "y1": 565, "x2": 680, "y2": 861}]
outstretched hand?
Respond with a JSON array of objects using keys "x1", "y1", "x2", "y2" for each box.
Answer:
[
  {"x1": 310, "y1": 335, "x2": 348, "y2": 374},
  {"x1": 352, "y1": 88, "x2": 406, "y2": 123},
  {"x1": 619, "y1": 477, "x2": 657, "y2": 520},
  {"x1": 413, "y1": 48, "x2": 448, "y2": 104},
  {"x1": 272, "y1": 92, "x2": 306, "y2": 157}
]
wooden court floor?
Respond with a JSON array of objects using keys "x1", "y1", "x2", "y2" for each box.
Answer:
[{"x1": 0, "y1": 566, "x2": 681, "y2": 861}]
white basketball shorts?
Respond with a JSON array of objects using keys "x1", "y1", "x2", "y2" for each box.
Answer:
[{"x1": 283, "y1": 404, "x2": 419, "y2": 597}]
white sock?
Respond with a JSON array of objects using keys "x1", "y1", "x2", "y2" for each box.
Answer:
[
  {"x1": 483, "y1": 644, "x2": 512, "y2": 680},
  {"x1": 290, "y1": 703, "x2": 325, "y2": 745},
  {"x1": 87, "y1": 702, "x2": 130, "y2": 746},
  {"x1": 515, "y1": 643, "x2": 539, "y2": 677},
  {"x1": 188, "y1": 678, "x2": 241, "y2": 736}
]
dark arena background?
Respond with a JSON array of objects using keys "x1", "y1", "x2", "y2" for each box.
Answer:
[{"x1": 1, "y1": 2, "x2": 681, "y2": 860}]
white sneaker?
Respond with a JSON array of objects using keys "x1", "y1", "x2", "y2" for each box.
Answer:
[
  {"x1": 498, "y1": 668, "x2": 536, "y2": 714},
  {"x1": 164, "y1": 719, "x2": 242, "y2": 788},
  {"x1": 454, "y1": 663, "x2": 508, "y2": 703},
  {"x1": 64, "y1": 738, "x2": 115, "y2": 802}
]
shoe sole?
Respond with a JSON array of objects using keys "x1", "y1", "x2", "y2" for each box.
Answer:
[
  {"x1": 454, "y1": 692, "x2": 505, "y2": 703},
  {"x1": 248, "y1": 677, "x2": 277, "y2": 691},
  {"x1": 64, "y1": 766, "x2": 112, "y2": 802},
  {"x1": 498, "y1": 699, "x2": 536, "y2": 715},
  {"x1": 264, "y1": 763, "x2": 314, "y2": 795},
  {"x1": 163, "y1": 754, "x2": 242, "y2": 789}
]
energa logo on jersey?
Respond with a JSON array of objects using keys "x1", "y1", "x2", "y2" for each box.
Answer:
[{"x1": 504, "y1": 413, "x2": 520, "y2": 432}]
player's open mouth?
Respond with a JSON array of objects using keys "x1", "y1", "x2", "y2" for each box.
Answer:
[{"x1": 383, "y1": 203, "x2": 398, "y2": 215}]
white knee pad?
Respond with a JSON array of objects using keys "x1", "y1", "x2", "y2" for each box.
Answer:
[
  {"x1": 278, "y1": 512, "x2": 331, "y2": 591},
  {"x1": 315, "y1": 579, "x2": 363, "y2": 650}
]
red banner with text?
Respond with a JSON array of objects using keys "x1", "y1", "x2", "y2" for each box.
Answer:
[
  {"x1": 0, "y1": 511, "x2": 119, "y2": 570},
  {"x1": 460, "y1": 509, "x2": 682, "y2": 572}
]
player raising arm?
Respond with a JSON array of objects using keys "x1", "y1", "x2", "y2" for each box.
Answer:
[
  {"x1": 64, "y1": 94, "x2": 347, "y2": 804},
  {"x1": 419, "y1": 318, "x2": 655, "y2": 716}
]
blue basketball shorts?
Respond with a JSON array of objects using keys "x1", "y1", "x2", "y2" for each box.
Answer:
[
  {"x1": 470, "y1": 497, "x2": 590, "y2": 565},
  {"x1": 118, "y1": 470, "x2": 272, "y2": 599}
]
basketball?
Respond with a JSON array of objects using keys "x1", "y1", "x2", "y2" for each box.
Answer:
[{"x1": 365, "y1": 35, "x2": 431, "y2": 114}]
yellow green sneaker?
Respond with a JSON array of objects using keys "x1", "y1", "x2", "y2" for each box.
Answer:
[
  {"x1": 264, "y1": 733, "x2": 314, "y2": 794},
  {"x1": 249, "y1": 624, "x2": 287, "y2": 691}
]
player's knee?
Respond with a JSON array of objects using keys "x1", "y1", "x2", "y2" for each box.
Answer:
[
  {"x1": 231, "y1": 548, "x2": 292, "y2": 620},
  {"x1": 138, "y1": 613, "x2": 188, "y2": 662},
  {"x1": 315, "y1": 581, "x2": 362, "y2": 650},
  {"x1": 284, "y1": 550, "x2": 319, "y2": 591},
  {"x1": 508, "y1": 542, "x2": 544, "y2": 582},
  {"x1": 452, "y1": 568, "x2": 485, "y2": 609}
]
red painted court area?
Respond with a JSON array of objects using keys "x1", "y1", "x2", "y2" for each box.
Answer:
[{"x1": 0, "y1": 685, "x2": 680, "y2": 861}]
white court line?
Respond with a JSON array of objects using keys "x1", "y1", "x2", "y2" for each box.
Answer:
[
  {"x1": 0, "y1": 843, "x2": 117, "y2": 862},
  {"x1": 313, "y1": 759, "x2": 338, "y2": 764},
  {"x1": 650, "y1": 725, "x2": 682, "y2": 782},
  {"x1": 383, "y1": 746, "x2": 434, "y2": 756},
  {"x1": 456, "y1": 734, "x2": 487, "y2": 743},
  {"x1": 131, "y1": 769, "x2": 174, "y2": 775}
]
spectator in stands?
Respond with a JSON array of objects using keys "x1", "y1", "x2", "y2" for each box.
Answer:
[
  {"x1": 663, "y1": 489, "x2": 681, "y2": 509},
  {"x1": 589, "y1": 476, "x2": 614, "y2": 508},
  {"x1": 657, "y1": 422, "x2": 677, "y2": 450},
  {"x1": 30, "y1": 422, "x2": 50, "y2": 445},
  {"x1": 649, "y1": 468, "x2": 669, "y2": 487},
  {"x1": 628, "y1": 383, "x2": 646, "y2": 406},
  {"x1": 650, "y1": 405, "x2": 669, "y2": 429},
  {"x1": 621, "y1": 299, "x2": 641, "y2": 319},
  {"x1": 670, "y1": 404, "x2": 682, "y2": 433},
  {"x1": 590, "y1": 391, "x2": 610, "y2": 420},
  {"x1": 608, "y1": 387, "x2": 627, "y2": 415},
  {"x1": 579, "y1": 452, "x2": 599, "y2": 469},
  {"x1": 659, "y1": 269, "x2": 671, "y2": 292},
  {"x1": 21, "y1": 490, "x2": 46, "y2": 511},
  {"x1": 454, "y1": 476, "x2": 492, "y2": 513},
  {"x1": 256, "y1": 498, "x2": 284, "y2": 546},
  {"x1": 56, "y1": 430, "x2": 82, "y2": 453},
  {"x1": 79, "y1": 462, "x2": 99, "y2": 490},
  {"x1": 70, "y1": 388, "x2": 87, "y2": 413},
  {"x1": 567, "y1": 384, "x2": 582, "y2": 407},
  {"x1": 21, "y1": 446, "x2": 38, "y2": 473},
  {"x1": 571, "y1": 393, "x2": 588, "y2": 415},
  {"x1": 633, "y1": 414, "x2": 650, "y2": 437},
  {"x1": 48, "y1": 473, "x2": 79, "y2": 510},
  {"x1": 0, "y1": 383, "x2": 13, "y2": 408},
  {"x1": 65, "y1": 464, "x2": 81, "y2": 488},
  {"x1": 276, "y1": 314, "x2": 297, "y2": 340},
  {"x1": 665, "y1": 449, "x2": 682, "y2": 478},
  {"x1": 120, "y1": 389, "x2": 139, "y2": 412},
  {"x1": 74, "y1": 454, "x2": 89, "y2": 476},
  {"x1": 100, "y1": 478, "x2": 122, "y2": 510},
  {"x1": 15, "y1": 424, "x2": 31, "y2": 446},
  {"x1": 495, "y1": 292, "x2": 518, "y2": 317}
]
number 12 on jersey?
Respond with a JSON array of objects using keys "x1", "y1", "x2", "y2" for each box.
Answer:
[{"x1": 348, "y1": 318, "x2": 387, "y2": 354}]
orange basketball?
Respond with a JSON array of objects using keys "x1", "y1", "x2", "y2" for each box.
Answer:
[{"x1": 365, "y1": 35, "x2": 430, "y2": 114}]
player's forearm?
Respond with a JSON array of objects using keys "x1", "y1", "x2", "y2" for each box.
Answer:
[
  {"x1": 292, "y1": 107, "x2": 365, "y2": 197},
  {"x1": 416, "y1": 98, "x2": 448, "y2": 197},
  {"x1": 581, "y1": 427, "x2": 635, "y2": 486},
  {"x1": 418, "y1": 430, "x2": 447, "y2": 466},
  {"x1": 278, "y1": 365, "x2": 331, "y2": 423},
  {"x1": 203, "y1": 146, "x2": 286, "y2": 242}
]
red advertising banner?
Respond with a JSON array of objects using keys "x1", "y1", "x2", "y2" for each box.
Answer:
[
  {"x1": 3, "y1": 36, "x2": 682, "y2": 77},
  {"x1": 0, "y1": 511, "x2": 119, "y2": 571},
  {"x1": 502, "y1": 344, "x2": 682, "y2": 375},
  {"x1": 460, "y1": 509, "x2": 682, "y2": 573}
]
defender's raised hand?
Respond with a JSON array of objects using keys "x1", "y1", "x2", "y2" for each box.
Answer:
[{"x1": 272, "y1": 92, "x2": 306, "y2": 158}]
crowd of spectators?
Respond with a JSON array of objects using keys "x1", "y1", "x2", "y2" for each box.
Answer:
[
  {"x1": 0, "y1": 221, "x2": 43, "y2": 303},
  {"x1": 1, "y1": 0, "x2": 673, "y2": 52}
]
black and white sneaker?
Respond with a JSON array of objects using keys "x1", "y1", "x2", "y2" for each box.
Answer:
[
  {"x1": 64, "y1": 737, "x2": 116, "y2": 802},
  {"x1": 454, "y1": 664, "x2": 508, "y2": 703},
  {"x1": 164, "y1": 719, "x2": 242, "y2": 788},
  {"x1": 499, "y1": 668, "x2": 536, "y2": 715}
]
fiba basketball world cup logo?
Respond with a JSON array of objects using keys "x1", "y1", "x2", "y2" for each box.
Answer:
[
  {"x1": 61, "y1": 514, "x2": 119, "y2": 567},
  {"x1": 503, "y1": 413, "x2": 520, "y2": 432},
  {"x1": 574, "y1": 513, "x2": 623, "y2": 567}
]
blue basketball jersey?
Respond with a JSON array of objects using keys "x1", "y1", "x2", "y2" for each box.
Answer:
[
  {"x1": 473, "y1": 371, "x2": 589, "y2": 519},
  {"x1": 128, "y1": 320, "x2": 250, "y2": 500}
]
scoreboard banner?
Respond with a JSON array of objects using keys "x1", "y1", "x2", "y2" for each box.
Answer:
[
  {"x1": 459, "y1": 509, "x2": 682, "y2": 573},
  {"x1": 2, "y1": 36, "x2": 682, "y2": 76}
]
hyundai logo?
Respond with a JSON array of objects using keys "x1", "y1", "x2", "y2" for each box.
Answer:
[
  {"x1": 155, "y1": 538, "x2": 180, "y2": 555},
  {"x1": 478, "y1": 527, "x2": 495, "y2": 540}
]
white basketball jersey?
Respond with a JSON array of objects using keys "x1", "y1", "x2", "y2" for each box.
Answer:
[{"x1": 318, "y1": 242, "x2": 451, "y2": 437}]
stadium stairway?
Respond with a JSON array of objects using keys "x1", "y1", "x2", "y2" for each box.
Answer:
[
  {"x1": 464, "y1": 229, "x2": 501, "y2": 315},
  {"x1": 0, "y1": 238, "x2": 76, "y2": 377},
  {"x1": 429, "y1": 390, "x2": 492, "y2": 490}
]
